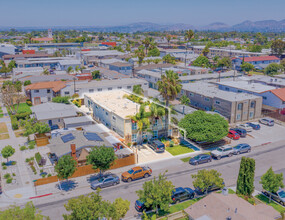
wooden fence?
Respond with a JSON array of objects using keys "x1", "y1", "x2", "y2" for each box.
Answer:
[
  {"x1": 35, "y1": 153, "x2": 136, "y2": 186},
  {"x1": 34, "y1": 133, "x2": 49, "y2": 147}
]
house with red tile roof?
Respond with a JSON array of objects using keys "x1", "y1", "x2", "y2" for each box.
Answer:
[
  {"x1": 25, "y1": 81, "x2": 67, "y2": 105},
  {"x1": 232, "y1": 56, "x2": 280, "y2": 70},
  {"x1": 261, "y1": 87, "x2": 285, "y2": 110}
]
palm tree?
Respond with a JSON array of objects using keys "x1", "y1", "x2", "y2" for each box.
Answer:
[
  {"x1": 185, "y1": 30, "x2": 194, "y2": 42},
  {"x1": 128, "y1": 104, "x2": 150, "y2": 144},
  {"x1": 150, "y1": 102, "x2": 166, "y2": 130},
  {"x1": 75, "y1": 65, "x2": 81, "y2": 73},
  {"x1": 67, "y1": 66, "x2": 73, "y2": 74},
  {"x1": 157, "y1": 70, "x2": 182, "y2": 137},
  {"x1": 42, "y1": 68, "x2": 50, "y2": 75},
  {"x1": 142, "y1": 37, "x2": 151, "y2": 55},
  {"x1": 166, "y1": 35, "x2": 171, "y2": 46},
  {"x1": 180, "y1": 95, "x2": 190, "y2": 105}
]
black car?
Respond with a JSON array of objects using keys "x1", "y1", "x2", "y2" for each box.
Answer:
[
  {"x1": 232, "y1": 143, "x2": 251, "y2": 155},
  {"x1": 148, "y1": 140, "x2": 165, "y2": 153},
  {"x1": 135, "y1": 200, "x2": 155, "y2": 212},
  {"x1": 189, "y1": 154, "x2": 212, "y2": 165},
  {"x1": 232, "y1": 128, "x2": 247, "y2": 137},
  {"x1": 195, "y1": 183, "x2": 225, "y2": 195},
  {"x1": 171, "y1": 187, "x2": 195, "y2": 204}
]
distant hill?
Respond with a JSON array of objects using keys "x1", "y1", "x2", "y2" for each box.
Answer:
[{"x1": 1, "y1": 19, "x2": 285, "y2": 32}]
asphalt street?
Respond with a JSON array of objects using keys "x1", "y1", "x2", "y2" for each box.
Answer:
[{"x1": 34, "y1": 141, "x2": 285, "y2": 220}]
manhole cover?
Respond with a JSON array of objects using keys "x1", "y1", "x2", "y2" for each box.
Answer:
[{"x1": 14, "y1": 194, "x2": 23, "y2": 198}]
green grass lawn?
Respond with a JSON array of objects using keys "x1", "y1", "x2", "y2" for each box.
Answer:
[
  {"x1": 166, "y1": 145, "x2": 194, "y2": 156},
  {"x1": 0, "y1": 114, "x2": 3, "y2": 118},
  {"x1": 248, "y1": 71, "x2": 264, "y2": 75},
  {"x1": 256, "y1": 194, "x2": 285, "y2": 213},
  {"x1": 8, "y1": 103, "x2": 32, "y2": 115}
]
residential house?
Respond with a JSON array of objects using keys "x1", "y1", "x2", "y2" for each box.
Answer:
[
  {"x1": 180, "y1": 82, "x2": 262, "y2": 123},
  {"x1": 84, "y1": 90, "x2": 167, "y2": 143},
  {"x1": 25, "y1": 81, "x2": 67, "y2": 105},
  {"x1": 3, "y1": 53, "x2": 52, "y2": 61},
  {"x1": 108, "y1": 62, "x2": 132, "y2": 75},
  {"x1": 232, "y1": 56, "x2": 280, "y2": 70},
  {"x1": 185, "y1": 192, "x2": 280, "y2": 220},
  {"x1": 63, "y1": 116, "x2": 94, "y2": 128},
  {"x1": 0, "y1": 43, "x2": 16, "y2": 58},
  {"x1": 30, "y1": 102, "x2": 78, "y2": 127}
]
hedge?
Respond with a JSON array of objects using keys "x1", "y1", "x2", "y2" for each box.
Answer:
[{"x1": 35, "y1": 152, "x2": 42, "y2": 165}]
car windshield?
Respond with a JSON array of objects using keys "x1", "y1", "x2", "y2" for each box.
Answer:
[
  {"x1": 217, "y1": 148, "x2": 223, "y2": 152},
  {"x1": 234, "y1": 145, "x2": 241, "y2": 149},
  {"x1": 278, "y1": 190, "x2": 285, "y2": 198},
  {"x1": 193, "y1": 155, "x2": 201, "y2": 160},
  {"x1": 98, "y1": 177, "x2": 105, "y2": 183},
  {"x1": 127, "y1": 169, "x2": 134, "y2": 174}
]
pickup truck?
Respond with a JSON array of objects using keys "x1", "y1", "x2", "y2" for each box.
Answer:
[
  {"x1": 121, "y1": 166, "x2": 152, "y2": 182},
  {"x1": 211, "y1": 146, "x2": 234, "y2": 160}
]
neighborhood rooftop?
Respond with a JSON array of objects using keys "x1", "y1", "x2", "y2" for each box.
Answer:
[{"x1": 216, "y1": 81, "x2": 277, "y2": 93}]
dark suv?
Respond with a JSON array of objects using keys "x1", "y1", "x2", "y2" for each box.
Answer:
[
  {"x1": 232, "y1": 128, "x2": 247, "y2": 137},
  {"x1": 195, "y1": 183, "x2": 224, "y2": 195},
  {"x1": 171, "y1": 187, "x2": 195, "y2": 204},
  {"x1": 148, "y1": 140, "x2": 165, "y2": 153}
]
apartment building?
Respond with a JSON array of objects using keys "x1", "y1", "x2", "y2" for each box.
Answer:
[{"x1": 180, "y1": 82, "x2": 262, "y2": 123}]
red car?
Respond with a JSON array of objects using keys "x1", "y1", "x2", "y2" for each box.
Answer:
[{"x1": 227, "y1": 129, "x2": 240, "y2": 140}]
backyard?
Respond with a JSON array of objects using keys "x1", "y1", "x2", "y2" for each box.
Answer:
[
  {"x1": 8, "y1": 103, "x2": 32, "y2": 115},
  {"x1": 166, "y1": 144, "x2": 194, "y2": 156}
]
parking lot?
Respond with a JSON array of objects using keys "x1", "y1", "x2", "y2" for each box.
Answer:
[{"x1": 230, "y1": 121, "x2": 285, "y2": 147}]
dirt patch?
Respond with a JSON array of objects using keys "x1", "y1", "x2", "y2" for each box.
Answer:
[
  {"x1": 0, "y1": 133, "x2": 10, "y2": 140},
  {"x1": 0, "y1": 122, "x2": 8, "y2": 133}
]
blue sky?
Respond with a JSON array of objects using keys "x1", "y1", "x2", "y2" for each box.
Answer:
[{"x1": 1, "y1": 0, "x2": 284, "y2": 27}]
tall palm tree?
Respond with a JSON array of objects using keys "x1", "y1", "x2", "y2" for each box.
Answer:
[
  {"x1": 157, "y1": 70, "x2": 182, "y2": 137},
  {"x1": 185, "y1": 30, "x2": 194, "y2": 42},
  {"x1": 142, "y1": 37, "x2": 151, "y2": 55},
  {"x1": 150, "y1": 102, "x2": 166, "y2": 129},
  {"x1": 42, "y1": 68, "x2": 50, "y2": 75},
  {"x1": 75, "y1": 65, "x2": 81, "y2": 73}
]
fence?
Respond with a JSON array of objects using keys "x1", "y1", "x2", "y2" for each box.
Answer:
[
  {"x1": 34, "y1": 133, "x2": 49, "y2": 147},
  {"x1": 35, "y1": 153, "x2": 136, "y2": 186}
]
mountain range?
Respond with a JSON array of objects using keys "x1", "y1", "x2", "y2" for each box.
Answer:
[{"x1": 0, "y1": 19, "x2": 285, "y2": 32}]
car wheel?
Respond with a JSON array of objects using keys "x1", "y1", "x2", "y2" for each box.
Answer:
[
  {"x1": 127, "y1": 178, "x2": 132, "y2": 183},
  {"x1": 144, "y1": 173, "x2": 149, "y2": 178},
  {"x1": 237, "y1": 151, "x2": 240, "y2": 155},
  {"x1": 208, "y1": 159, "x2": 211, "y2": 163},
  {"x1": 175, "y1": 199, "x2": 180, "y2": 204},
  {"x1": 247, "y1": 149, "x2": 251, "y2": 153},
  {"x1": 228, "y1": 153, "x2": 232, "y2": 157},
  {"x1": 195, "y1": 162, "x2": 198, "y2": 165},
  {"x1": 189, "y1": 194, "x2": 194, "y2": 199},
  {"x1": 281, "y1": 201, "x2": 285, "y2": 206},
  {"x1": 217, "y1": 156, "x2": 221, "y2": 160}
]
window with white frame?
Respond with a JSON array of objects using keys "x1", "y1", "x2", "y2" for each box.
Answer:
[
  {"x1": 132, "y1": 134, "x2": 137, "y2": 142},
  {"x1": 249, "y1": 112, "x2": 254, "y2": 118}
]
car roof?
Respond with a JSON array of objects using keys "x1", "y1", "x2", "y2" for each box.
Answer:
[
  {"x1": 219, "y1": 145, "x2": 232, "y2": 149},
  {"x1": 174, "y1": 187, "x2": 186, "y2": 193},
  {"x1": 196, "y1": 154, "x2": 210, "y2": 157},
  {"x1": 131, "y1": 166, "x2": 143, "y2": 171}
]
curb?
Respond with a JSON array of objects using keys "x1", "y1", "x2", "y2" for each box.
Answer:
[{"x1": 29, "y1": 193, "x2": 53, "y2": 199}]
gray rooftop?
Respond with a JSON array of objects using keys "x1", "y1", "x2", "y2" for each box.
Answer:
[
  {"x1": 63, "y1": 116, "x2": 93, "y2": 125},
  {"x1": 31, "y1": 103, "x2": 78, "y2": 120},
  {"x1": 182, "y1": 82, "x2": 261, "y2": 102},
  {"x1": 19, "y1": 74, "x2": 75, "y2": 83}
]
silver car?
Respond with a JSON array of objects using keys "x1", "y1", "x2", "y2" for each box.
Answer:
[
  {"x1": 263, "y1": 189, "x2": 285, "y2": 206},
  {"x1": 259, "y1": 118, "x2": 274, "y2": 126},
  {"x1": 236, "y1": 124, "x2": 253, "y2": 132},
  {"x1": 211, "y1": 146, "x2": 234, "y2": 160},
  {"x1": 91, "y1": 174, "x2": 120, "y2": 190}
]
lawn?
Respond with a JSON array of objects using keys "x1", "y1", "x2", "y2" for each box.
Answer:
[
  {"x1": 0, "y1": 114, "x2": 3, "y2": 118},
  {"x1": 8, "y1": 103, "x2": 32, "y2": 115},
  {"x1": 0, "y1": 133, "x2": 9, "y2": 140},
  {"x1": 0, "y1": 123, "x2": 8, "y2": 133},
  {"x1": 256, "y1": 194, "x2": 285, "y2": 213},
  {"x1": 166, "y1": 145, "x2": 194, "y2": 156},
  {"x1": 248, "y1": 71, "x2": 264, "y2": 75}
]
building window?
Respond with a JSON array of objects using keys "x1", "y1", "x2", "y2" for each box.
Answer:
[
  {"x1": 283, "y1": 101, "x2": 285, "y2": 104},
  {"x1": 236, "y1": 114, "x2": 241, "y2": 120},
  {"x1": 190, "y1": 93, "x2": 194, "y2": 97},
  {"x1": 154, "y1": 119, "x2": 158, "y2": 126},
  {"x1": 108, "y1": 88, "x2": 112, "y2": 91},
  {"x1": 106, "y1": 112, "x2": 108, "y2": 115},
  {"x1": 98, "y1": 88, "x2": 102, "y2": 91},
  {"x1": 34, "y1": 90, "x2": 39, "y2": 93},
  {"x1": 215, "y1": 100, "x2": 220, "y2": 105},
  {"x1": 205, "y1": 97, "x2": 210, "y2": 102},
  {"x1": 237, "y1": 90, "x2": 242, "y2": 93},
  {"x1": 89, "y1": 89, "x2": 94, "y2": 93},
  {"x1": 64, "y1": 91, "x2": 70, "y2": 95},
  {"x1": 112, "y1": 116, "x2": 116, "y2": 120},
  {"x1": 238, "y1": 103, "x2": 243, "y2": 110},
  {"x1": 249, "y1": 112, "x2": 254, "y2": 118},
  {"x1": 250, "y1": 101, "x2": 255, "y2": 108},
  {"x1": 262, "y1": 96, "x2": 267, "y2": 100},
  {"x1": 118, "y1": 87, "x2": 122, "y2": 89},
  {"x1": 47, "y1": 89, "x2": 51, "y2": 93},
  {"x1": 132, "y1": 122, "x2": 137, "y2": 130},
  {"x1": 127, "y1": 86, "x2": 131, "y2": 89},
  {"x1": 48, "y1": 97, "x2": 51, "y2": 101},
  {"x1": 132, "y1": 134, "x2": 137, "y2": 142},
  {"x1": 75, "y1": 90, "x2": 79, "y2": 93},
  {"x1": 153, "y1": 130, "x2": 158, "y2": 139},
  {"x1": 225, "y1": 87, "x2": 229, "y2": 91}
]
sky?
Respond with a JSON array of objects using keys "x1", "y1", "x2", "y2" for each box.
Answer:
[{"x1": 0, "y1": 0, "x2": 284, "y2": 27}]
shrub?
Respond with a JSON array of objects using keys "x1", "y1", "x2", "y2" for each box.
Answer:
[
  {"x1": 28, "y1": 161, "x2": 34, "y2": 166},
  {"x1": 2, "y1": 162, "x2": 6, "y2": 166},
  {"x1": 24, "y1": 80, "x2": 31, "y2": 86},
  {"x1": 25, "y1": 158, "x2": 30, "y2": 163},
  {"x1": 4, "y1": 173, "x2": 11, "y2": 179},
  {"x1": 40, "y1": 169, "x2": 43, "y2": 173},
  {"x1": 30, "y1": 157, "x2": 34, "y2": 161},
  {"x1": 20, "y1": 146, "x2": 27, "y2": 151},
  {"x1": 35, "y1": 152, "x2": 42, "y2": 165},
  {"x1": 15, "y1": 112, "x2": 31, "y2": 120},
  {"x1": 11, "y1": 161, "x2": 16, "y2": 165},
  {"x1": 47, "y1": 174, "x2": 52, "y2": 177},
  {"x1": 28, "y1": 144, "x2": 35, "y2": 150},
  {"x1": 12, "y1": 173, "x2": 16, "y2": 176},
  {"x1": 12, "y1": 122, "x2": 19, "y2": 130},
  {"x1": 31, "y1": 165, "x2": 36, "y2": 173},
  {"x1": 26, "y1": 100, "x2": 32, "y2": 106},
  {"x1": 247, "y1": 197, "x2": 255, "y2": 205},
  {"x1": 6, "y1": 178, "x2": 12, "y2": 184},
  {"x1": 3, "y1": 166, "x2": 7, "y2": 170},
  {"x1": 42, "y1": 174, "x2": 47, "y2": 178}
]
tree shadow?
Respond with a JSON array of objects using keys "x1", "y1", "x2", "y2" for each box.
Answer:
[
  {"x1": 86, "y1": 172, "x2": 112, "y2": 184},
  {"x1": 56, "y1": 180, "x2": 78, "y2": 192}
]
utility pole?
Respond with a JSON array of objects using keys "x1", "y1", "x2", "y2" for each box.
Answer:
[
  {"x1": 73, "y1": 77, "x2": 76, "y2": 95},
  {"x1": 185, "y1": 42, "x2": 188, "y2": 67},
  {"x1": 132, "y1": 62, "x2": 135, "y2": 78}
]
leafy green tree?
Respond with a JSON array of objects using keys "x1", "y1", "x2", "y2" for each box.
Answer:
[
  {"x1": 157, "y1": 70, "x2": 182, "y2": 137},
  {"x1": 236, "y1": 157, "x2": 255, "y2": 197},
  {"x1": 192, "y1": 56, "x2": 210, "y2": 68},
  {"x1": 133, "y1": 84, "x2": 144, "y2": 96},
  {"x1": 162, "y1": 54, "x2": 176, "y2": 64},
  {"x1": 241, "y1": 62, "x2": 255, "y2": 74},
  {"x1": 1, "y1": 145, "x2": 15, "y2": 163},
  {"x1": 192, "y1": 169, "x2": 224, "y2": 195},
  {"x1": 148, "y1": 47, "x2": 160, "y2": 57},
  {"x1": 42, "y1": 68, "x2": 50, "y2": 75},
  {"x1": 67, "y1": 66, "x2": 73, "y2": 74},
  {"x1": 217, "y1": 57, "x2": 232, "y2": 70},
  {"x1": 166, "y1": 35, "x2": 171, "y2": 45},
  {"x1": 55, "y1": 155, "x2": 77, "y2": 182},
  {"x1": 34, "y1": 122, "x2": 51, "y2": 134},
  {"x1": 52, "y1": 96, "x2": 70, "y2": 104},
  {"x1": 202, "y1": 46, "x2": 210, "y2": 57},
  {"x1": 153, "y1": 58, "x2": 161, "y2": 64},
  {"x1": 75, "y1": 65, "x2": 80, "y2": 73},
  {"x1": 248, "y1": 44, "x2": 262, "y2": 52},
  {"x1": 260, "y1": 167, "x2": 284, "y2": 202},
  {"x1": 135, "y1": 46, "x2": 145, "y2": 66},
  {"x1": 63, "y1": 192, "x2": 130, "y2": 220},
  {"x1": 180, "y1": 95, "x2": 190, "y2": 105},
  {"x1": 91, "y1": 70, "x2": 101, "y2": 80},
  {"x1": 178, "y1": 110, "x2": 229, "y2": 143},
  {"x1": 7, "y1": 60, "x2": 16, "y2": 70},
  {"x1": 87, "y1": 146, "x2": 116, "y2": 176},
  {"x1": 24, "y1": 80, "x2": 32, "y2": 86},
  {"x1": 264, "y1": 63, "x2": 283, "y2": 76},
  {"x1": 271, "y1": 39, "x2": 285, "y2": 57},
  {"x1": 0, "y1": 202, "x2": 48, "y2": 220},
  {"x1": 136, "y1": 173, "x2": 174, "y2": 214}
]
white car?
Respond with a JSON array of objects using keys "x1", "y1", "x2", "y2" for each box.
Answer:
[{"x1": 236, "y1": 124, "x2": 253, "y2": 132}]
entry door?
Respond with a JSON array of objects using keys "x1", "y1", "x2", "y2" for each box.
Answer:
[{"x1": 34, "y1": 97, "x2": 41, "y2": 105}]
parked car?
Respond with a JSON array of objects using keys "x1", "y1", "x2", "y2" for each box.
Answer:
[
  {"x1": 49, "y1": 153, "x2": 58, "y2": 164},
  {"x1": 227, "y1": 130, "x2": 240, "y2": 140},
  {"x1": 189, "y1": 154, "x2": 212, "y2": 165},
  {"x1": 91, "y1": 174, "x2": 120, "y2": 190},
  {"x1": 211, "y1": 146, "x2": 234, "y2": 160},
  {"x1": 232, "y1": 128, "x2": 247, "y2": 138},
  {"x1": 232, "y1": 143, "x2": 251, "y2": 155},
  {"x1": 236, "y1": 124, "x2": 253, "y2": 132},
  {"x1": 171, "y1": 187, "x2": 195, "y2": 204},
  {"x1": 195, "y1": 183, "x2": 225, "y2": 195},
  {"x1": 263, "y1": 189, "x2": 285, "y2": 206},
  {"x1": 121, "y1": 166, "x2": 152, "y2": 182},
  {"x1": 135, "y1": 200, "x2": 153, "y2": 212},
  {"x1": 259, "y1": 118, "x2": 274, "y2": 126},
  {"x1": 148, "y1": 140, "x2": 165, "y2": 153},
  {"x1": 246, "y1": 122, "x2": 260, "y2": 130}
]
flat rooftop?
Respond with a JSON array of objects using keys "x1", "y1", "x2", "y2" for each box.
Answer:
[
  {"x1": 85, "y1": 90, "x2": 141, "y2": 119},
  {"x1": 216, "y1": 80, "x2": 276, "y2": 93}
]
